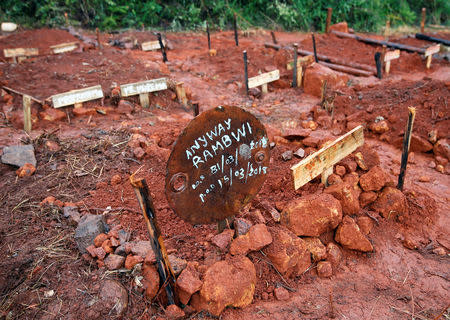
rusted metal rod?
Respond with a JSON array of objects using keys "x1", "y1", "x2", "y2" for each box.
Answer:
[
  {"x1": 331, "y1": 30, "x2": 427, "y2": 54},
  {"x1": 292, "y1": 43, "x2": 298, "y2": 87},
  {"x1": 312, "y1": 33, "x2": 318, "y2": 62},
  {"x1": 325, "y1": 8, "x2": 332, "y2": 33},
  {"x1": 421, "y1": 8, "x2": 426, "y2": 33},
  {"x1": 130, "y1": 175, "x2": 176, "y2": 305},
  {"x1": 206, "y1": 21, "x2": 211, "y2": 50},
  {"x1": 397, "y1": 107, "x2": 416, "y2": 191},
  {"x1": 374, "y1": 52, "x2": 382, "y2": 79},
  {"x1": 243, "y1": 50, "x2": 248, "y2": 95},
  {"x1": 264, "y1": 43, "x2": 376, "y2": 74},
  {"x1": 270, "y1": 31, "x2": 278, "y2": 45},
  {"x1": 157, "y1": 33, "x2": 168, "y2": 62}
]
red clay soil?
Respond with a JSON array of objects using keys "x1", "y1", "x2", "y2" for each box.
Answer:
[{"x1": 0, "y1": 27, "x2": 449, "y2": 320}]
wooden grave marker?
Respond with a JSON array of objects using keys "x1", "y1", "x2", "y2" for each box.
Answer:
[
  {"x1": 50, "y1": 42, "x2": 79, "y2": 54},
  {"x1": 51, "y1": 85, "x2": 104, "y2": 108},
  {"x1": 175, "y1": 82, "x2": 187, "y2": 105},
  {"x1": 383, "y1": 49, "x2": 400, "y2": 74},
  {"x1": 287, "y1": 55, "x2": 314, "y2": 87},
  {"x1": 23, "y1": 95, "x2": 32, "y2": 133},
  {"x1": 120, "y1": 78, "x2": 167, "y2": 108},
  {"x1": 248, "y1": 69, "x2": 279, "y2": 94},
  {"x1": 424, "y1": 44, "x2": 440, "y2": 69},
  {"x1": 291, "y1": 125, "x2": 364, "y2": 189},
  {"x1": 3, "y1": 48, "x2": 38, "y2": 63},
  {"x1": 141, "y1": 39, "x2": 166, "y2": 51}
]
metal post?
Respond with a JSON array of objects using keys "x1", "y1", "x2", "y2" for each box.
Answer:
[
  {"x1": 326, "y1": 8, "x2": 332, "y2": 33},
  {"x1": 234, "y1": 13, "x2": 239, "y2": 46},
  {"x1": 397, "y1": 107, "x2": 416, "y2": 191},
  {"x1": 206, "y1": 21, "x2": 211, "y2": 50},
  {"x1": 243, "y1": 51, "x2": 248, "y2": 95},
  {"x1": 374, "y1": 52, "x2": 382, "y2": 79},
  {"x1": 292, "y1": 43, "x2": 298, "y2": 88},
  {"x1": 157, "y1": 33, "x2": 168, "y2": 62},
  {"x1": 312, "y1": 33, "x2": 318, "y2": 63}
]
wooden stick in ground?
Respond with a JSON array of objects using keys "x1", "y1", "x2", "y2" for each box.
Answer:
[
  {"x1": 234, "y1": 13, "x2": 239, "y2": 46},
  {"x1": 312, "y1": 33, "x2": 318, "y2": 62},
  {"x1": 157, "y1": 33, "x2": 168, "y2": 62},
  {"x1": 23, "y1": 95, "x2": 32, "y2": 133},
  {"x1": 326, "y1": 8, "x2": 332, "y2": 33},
  {"x1": 421, "y1": 8, "x2": 426, "y2": 33},
  {"x1": 397, "y1": 107, "x2": 416, "y2": 191},
  {"x1": 2, "y1": 86, "x2": 44, "y2": 105},
  {"x1": 206, "y1": 21, "x2": 211, "y2": 50},
  {"x1": 271, "y1": 31, "x2": 278, "y2": 45},
  {"x1": 130, "y1": 175, "x2": 177, "y2": 306},
  {"x1": 292, "y1": 43, "x2": 298, "y2": 88},
  {"x1": 96, "y1": 28, "x2": 102, "y2": 50},
  {"x1": 243, "y1": 50, "x2": 249, "y2": 95},
  {"x1": 375, "y1": 52, "x2": 382, "y2": 79}
]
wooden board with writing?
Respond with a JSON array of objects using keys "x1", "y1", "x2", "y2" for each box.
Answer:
[
  {"x1": 248, "y1": 70, "x2": 280, "y2": 89},
  {"x1": 4, "y1": 48, "x2": 39, "y2": 58},
  {"x1": 424, "y1": 44, "x2": 440, "y2": 56},
  {"x1": 120, "y1": 78, "x2": 168, "y2": 97},
  {"x1": 51, "y1": 85, "x2": 104, "y2": 108},
  {"x1": 287, "y1": 55, "x2": 314, "y2": 70},
  {"x1": 291, "y1": 125, "x2": 364, "y2": 190},
  {"x1": 384, "y1": 49, "x2": 400, "y2": 62},
  {"x1": 141, "y1": 39, "x2": 166, "y2": 51},
  {"x1": 50, "y1": 42, "x2": 79, "y2": 54}
]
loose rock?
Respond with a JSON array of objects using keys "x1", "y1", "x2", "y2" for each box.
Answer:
[
  {"x1": 94, "y1": 233, "x2": 109, "y2": 247},
  {"x1": 303, "y1": 237, "x2": 327, "y2": 262},
  {"x1": 16, "y1": 163, "x2": 36, "y2": 177},
  {"x1": 168, "y1": 254, "x2": 187, "y2": 275},
  {"x1": 176, "y1": 266, "x2": 203, "y2": 305},
  {"x1": 1, "y1": 144, "x2": 36, "y2": 167},
  {"x1": 165, "y1": 304, "x2": 185, "y2": 319},
  {"x1": 274, "y1": 287, "x2": 289, "y2": 301},
  {"x1": 359, "y1": 166, "x2": 388, "y2": 192},
  {"x1": 324, "y1": 180, "x2": 361, "y2": 215},
  {"x1": 372, "y1": 187, "x2": 407, "y2": 219},
  {"x1": 74, "y1": 214, "x2": 107, "y2": 253},
  {"x1": 317, "y1": 261, "x2": 333, "y2": 278},
  {"x1": 335, "y1": 216, "x2": 373, "y2": 252},
  {"x1": 281, "y1": 150, "x2": 293, "y2": 161},
  {"x1": 229, "y1": 224, "x2": 272, "y2": 255},
  {"x1": 233, "y1": 218, "x2": 253, "y2": 236},
  {"x1": 99, "y1": 280, "x2": 128, "y2": 316},
  {"x1": 356, "y1": 216, "x2": 374, "y2": 235},
  {"x1": 211, "y1": 229, "x2": 234, "y2": 250},
  {"x1": 359, "y1": 191, "x2": 378, "y2": 208},
  {"x1": 281, "y1": 193, "x2": 342, "y2": 237},
  {"x1": 326, "y1": 243, "x2": 342, "y2": 267},
  {"x1": 104, "y1": 254, "x2": 125, "y2": 270},
  {"x1": 142, "y1": 264, "x2": 160, "y2": 300},
  {"x1": 125, "y1": 254, "x2": 143, "y2": 269}
]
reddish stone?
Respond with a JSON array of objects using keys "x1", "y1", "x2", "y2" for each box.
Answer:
[
  {"x1": 233, "y1": 218, "x2": 253, "y2": 236},
  {"x1": 93, "y1": 247, "x2": 107, "y2": 260},
  {"x1": 435, "y1": 156, "x2": 448, "y2": 166},
  {"x1": 372, "y1": 187, "x2": 407, "y2": 219},
  {"x1": 359, "y1": 191, "x2": 378, "y2": 208},
  {"x1": 317, "y1": 261, "x2": 333, "y2": 278},
  {"x1": 104, "y1": 254, "x2": 125, "y2": 270},
  {"x1": 40, "y1": 108, "x2": 66, "y2": 122},
  {"x1": 248, "y1": 209, "x2": 266, "y2": 225},
  {"x1": 356, "y1": 216, "x2": 374, "y2": 235},
  {"x1": 125, "y1": 254, "x2": 144, "y2": 269},
  {"x1": 357, "y1": 146, "x2": 381, "y2": 170},
  {"x1": 16, "y1": 163, "x2": 36, "y2": 177},
  {"x1": 211, "y1": 229, "x2": 234, "y2": 250},
  {"x1": 72, "y1": 107, "x2": 96, "y2": 116},
  {"x1": 94, "y1": 233, "x2": 109, "y2": 247},
  {"x1": 86, "y1": 244, "x2": 97, "y2": 258},
  {"x1": 303, "y1": 237, "x2": 327, "y2": 262},
  {"x1": 133, "y1": 147, "x2": 145, "y2": 159},
  {"x1": 99, "y1": 279, "x2": 128, "y2": 316},
  {"x1": 327, "y1": 174, "x2": 343, "y2": 185},
  {"x1": 165, "y1": 304, "x2": 185, "y2": 319},
  {"x1": 340, "y1": 158, "x2": 357, "y2": 172},
  {"x1": 229, "y1": 224, "x2": 272, "y2": 255},
  {"x1": 102, "y1": 239, "x2": 114, "y2": 254},
  {"x1": 329, "y1": 22, "x2": 348, "y2": 33},
  {"x1": 368, "y1": 120, "x2": 389, "y2": 134},
  {"x1": 281, "y1": 193, "x2": 342, "y2": 237},
  {"x1": 190, "y1": 256, "x2": 256, "y2": 316},
  {"x1": 434, "y1": 139, "x2": 449, "y2": 160},
  {"x1": 326, "y1": 243, "x2": 342, "y2": 267},
  {"x1": 335, "y1": 216, "x2": 373, "y2": 252},
  {"x1": 176, "y1": 266, "x2": 203, "y2": 305},
  {"x1": 40, "y1": 196, "x2": 56, "y2": 206},
  {"x1": 110, "y1": 174, "x2": 122, "y2": 185},
  {"x1": 335, "y1": 165, "x2": 346, "y2": 177},
  {"x1": 302, "y1": 135, "x2": 320, "y2": 147},
  {"x1": 410, "y1": 134, "x2": 433, "y2": 153},
  {"x1": 303, "y1": 63, "x2": 348, "y2": 97},
  {"x1": 142, "y1": 264, "x2": 160, "y2": 300},
  {"x1": 45, "y1": 140, "x2": 61, "y2": 152},
  {"x1": 324, "y1": 181, "x2": 361, "y2": 215},
  {"x1": 274, "y1": 287, "x2": 289, "y2": 301},
  {"x1": 359, "y1": 166, "x2": 388, "y2": 192},
  {"x1": 263, "y1": 226, "x2": 311, "y2": 277},
  {"x1": 110, "y1": 237, "x2": 120, "y2": 247}
]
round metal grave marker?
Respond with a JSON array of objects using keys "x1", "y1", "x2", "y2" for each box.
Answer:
[{"x1": 165, "y1": 105, "x2": 270, "y2": 224}]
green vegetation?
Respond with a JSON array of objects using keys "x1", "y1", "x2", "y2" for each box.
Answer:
[{"x1": 0, "y1": 0, "x2": 448, "y2": 32}]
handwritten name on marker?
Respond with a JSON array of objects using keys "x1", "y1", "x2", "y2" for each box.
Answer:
[
  {"x1": 291, "y1": 125, "x2": 364, "y2": 190},
  {"x1": 248, "y1": 69, "x2": 280, "y2": 89},
  {"x1": 3, "y1": 48, "x2": 39, "y2": 58},
  {"x1": 51, "y1": 85, "x2": 104, "y2": 108},
  {"x1": 141, "y1": 39, "x2": 166, "y2": 51},
  {"x1": 50, "y1": 42, "x2": 79, "y2": 54},
  {"x1": 120, "y1": 78, "x2": 168, "y2": 97}
]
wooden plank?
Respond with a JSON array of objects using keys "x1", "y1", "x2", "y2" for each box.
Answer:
[
  {"x1": 139, "y1": 93, "x2": 150, "y2": 108},
  {"x1": 291, "y1": 125, "x2": 364, "y2": 190},
  {"x1": 424, "y1": 44, "x2": 440, "y2": 57},
  {"x1": 23, "y1": 95, "x2": 32, "y2": 133},
  {"x1": 120, "y1": 78, "x2": 167, "y2": 97},
  {"x1": 51, "y1": 85, "x2": 104, "y2": 108},
  {"x1": 248, "y1": 69, "x2": 279, "y2": 89},
  {"x1": 4, "y1": 48, "x2": 38, "y2": 58},
  {"x1": 287, "y1": 55, "x2": 314, "y2": 70},
  {"x1": 384, "y1": 49, "x2": 400, "y2": 62},
  {"x1": 50, "y1": 42, "x2": 79, "y2": 54},
  {"x1": 175, "y1": 82, "x2": 187, "y2": 105},
  {"x1": 141, "y1": 39, "x2": 166, "y2": 51}
]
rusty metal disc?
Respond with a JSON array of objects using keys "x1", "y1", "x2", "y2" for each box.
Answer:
[{"x1": 165, "y1": 105, "x2": 270, "y2": 224}]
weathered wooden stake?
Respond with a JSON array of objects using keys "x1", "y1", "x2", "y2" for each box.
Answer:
[
  {"x1": 321, "y1": 166, "x2": 333, "y2": 186},
  {"x1": 312, "y1": 33, "x2": 318, "y2": 63},
  {"x1": 157, "y1": 33, "x2": 168, "y2": 62},
  {"x1": 193, "y1": 102, "x2": 199, "y2": 116},
  {"x1": 96, "y1": 28, "x2": 103, "y2": 50},
  {"x1": 421, "y1": 8, "x2": 426, "y2": 33},
  {"x1": 206, "y1": 21, "x2": 211, "y2": 50},
  {"x1": 385, "y1": 20, "x2": 390, "y2": 41},
  {"x1": 139, "y1": 93, "x2": 150, "y2": 108},
  {"x1": 292, "y1": 43, "x2": 298, "y2": 88},
  {"x1": 375, "y1": 52, "x2": 382, "y2": 79},
  {"x1": 326, "y1": 8, "x2": 332, "y2": 33},
  {"x1": 64, "y1": 12, "x2": 69, "y2": 26},
  {"x1": 397, "y1": 107, "x2": 416, "y2": 191},
  {"x1": 175, "y1": 82, "x2": 187, "y2": 105},
  {"x1": 271, "y1": 31, "x2": 278, "y2": 44},
  {"x1": 23, "y1": 95, "x2": 31, "y2": 133},
  {"x1": 234, "y1": 13, "x2": 239, "y2": 46},
  {"x1": 244, "y1": 50, "x2": 249, "y2": 95},
  {"x1": 130, "y1": 176, "x2": 177, "y2": 306}
]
